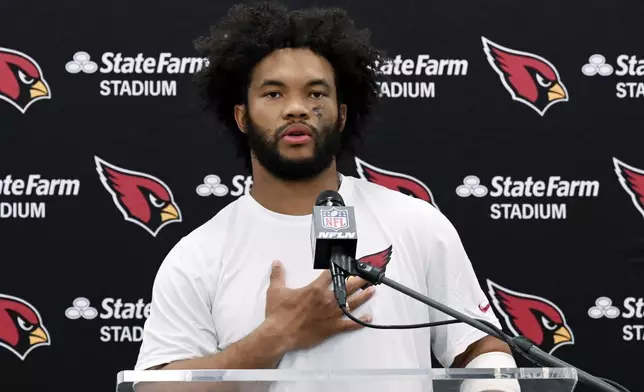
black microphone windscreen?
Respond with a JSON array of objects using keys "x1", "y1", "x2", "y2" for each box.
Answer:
[{"x1": 315, "y1": 190, "x2": 344, "y2": 206}]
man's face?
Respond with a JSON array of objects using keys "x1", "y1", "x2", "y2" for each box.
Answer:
[{"x1": 238, "y1": 48, "x2": 346, "y2": 181}]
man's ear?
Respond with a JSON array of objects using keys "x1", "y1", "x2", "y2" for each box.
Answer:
[
  {"x1": 234, "y1": 104, "x2": 248, "y2": 134},
  {"x1": 339, "y1": 104, "x2": 347, "y2": 132}
]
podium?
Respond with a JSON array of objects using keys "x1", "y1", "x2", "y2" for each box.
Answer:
[{"x1": 116, "y1": 367, "x2": 578, "y2": 392}]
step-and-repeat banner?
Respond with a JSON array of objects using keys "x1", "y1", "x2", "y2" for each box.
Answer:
[{"x1": 1, "y1": 1, "x2": 641, "y2": 391}]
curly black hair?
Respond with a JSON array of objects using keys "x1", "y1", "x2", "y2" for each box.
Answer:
[{"x1": 193, "y1": 1, "x2": 386, "y2": 172}]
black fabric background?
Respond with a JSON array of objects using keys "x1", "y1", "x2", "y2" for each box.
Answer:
[{"x1": 1, "y1": 1, "x2": 641, "y2": 391}]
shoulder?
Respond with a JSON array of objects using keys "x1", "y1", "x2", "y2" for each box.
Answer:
[
  {"x1": 182, "y1": 197, "x2": 245, "y2": 249},
  {"x1": 350, "y1": 175, "x2": 449, "y2": 227},
  {"x1": 158, "y1": 197, "x2": 246, "y2": 275},
  {"x1": 349, "y1": 175, "x2": 460, "y2": 246}
]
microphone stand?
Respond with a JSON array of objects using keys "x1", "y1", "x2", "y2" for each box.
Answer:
[{"x1": 331, "y1": 254, "x2": 624, "y2": 392}]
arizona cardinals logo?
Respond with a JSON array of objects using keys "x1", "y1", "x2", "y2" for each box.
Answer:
[
  {"x1": 355, "y1": 157, "x2": 438, "y2": 209},
  {"x1": 0, "y1": 47, "x2": 51, "y2": 114},
  {"x1": 358, "y1": 245, "x2": 393, "y2": 288},
  {"x1": 95, "y1": 156, "x2": 182, "y2": 237},
  {"x1": 613, "y1": 157, "x2": 644, "y2": 220},
  {"x1": 482, "y1": 37, "x2": 568, "y2": 116},
  {"x1": 0, "y1": 294, "x2": 50, "y2": 360},
  {"x1": 487, "y1": 280, "x2": 573, "y2": 354}
]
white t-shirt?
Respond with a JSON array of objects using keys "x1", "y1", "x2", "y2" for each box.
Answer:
[{"x1": 134, "y1": 174, "x2": 502, "y2": 389}]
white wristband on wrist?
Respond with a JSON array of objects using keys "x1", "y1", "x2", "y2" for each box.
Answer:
[{"x1": 460, "y1": 352, "x2": 521, "y2": 392}]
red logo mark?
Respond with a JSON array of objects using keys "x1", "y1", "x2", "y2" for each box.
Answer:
[
  {"x1": 355, "y1": 157, "x2": 438, "y2": 209},
  {"x1": 95, "y1": 156, "x2": 182, "y2": 237},
  {"x1": 0, "y1": 47, "x2": 51, "y2": 113},
  {"x1": 487, "y1": 279, "x2": 573, "y2": 354},
  {"x1": 482, "y1": 37, "x2": 568, "y2": 116}
]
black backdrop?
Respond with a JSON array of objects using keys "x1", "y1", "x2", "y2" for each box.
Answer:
[{"x1": 1, "y1": 1, "x2": 642, "y2": 391}]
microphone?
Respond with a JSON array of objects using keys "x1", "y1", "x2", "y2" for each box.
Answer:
[{"x1": 311, "y1": 190, "x2": 358, "y2": 308}]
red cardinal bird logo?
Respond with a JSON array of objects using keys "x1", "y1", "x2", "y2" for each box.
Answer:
[
  {"x1": 613, "y1": 157, "x2": 644, "y2": 220},
  {"x1": 95, "y1": 156, "x2": 182, "y2": 237},
  {"x1": 0, "y1": 294, "x2": 50, "y2": 360},
  {"x1": 482, "y1": 37, "x2": 568, "y2": 116},
  {"x1": 358, "y1": 245, "x2": 393, "y2": 288},
  {"x1": 0, "y1": 47, "x2": 51, "y2": 113},
  {"x1": 487, "y1": 280, "x2": 573, "y2": 354},
  {"x1": 355, "y1": 157, "x2": 438, "y2": 209}
]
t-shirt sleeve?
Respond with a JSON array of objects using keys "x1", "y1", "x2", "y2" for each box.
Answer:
[
  {"x1": 134, "y1": 239, "x2": 220, "y2": 370},
  {"x1": 423, "y1": 209, "x2": 502, "y2": 368}
]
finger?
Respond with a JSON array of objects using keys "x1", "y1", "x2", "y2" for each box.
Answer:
[
  {"x1": 310, "y1": 269, "x2": 332, "y2": 288},
  {"x1": 335, "y1": 315, "x2": 373, "y2": 332},
  {"x1": 346, "y1": 286, "x2": 376, "y2": 311},
  {"x1": 345, "y1": 276, "x2": 370, "y2": 294},
  {"x1": 269, "y1": 260, "x2": 285, "y2": 288}
]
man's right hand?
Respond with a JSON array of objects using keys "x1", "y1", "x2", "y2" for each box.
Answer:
[{"x1": 264, "y1": 260, "x2": 375, "y2": 353}]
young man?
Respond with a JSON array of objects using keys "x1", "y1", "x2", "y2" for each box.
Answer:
[{"x1": 135, "y1": 2, "x2": 520, "y2": 391}]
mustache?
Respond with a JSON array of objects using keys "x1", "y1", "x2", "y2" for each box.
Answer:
[{"x1": 276, "y1": 121, "x2": 319, "y2": 138}]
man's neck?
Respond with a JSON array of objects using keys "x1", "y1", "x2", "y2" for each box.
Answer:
[{"x1": 249, "y1": 161, "x2": 340, "y2": 216}]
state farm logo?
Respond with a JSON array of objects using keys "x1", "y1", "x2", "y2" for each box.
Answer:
[
  {"x1": 196, "y1": 174, "x2": 252, "y2": 198},
  {"x1": 0, "y1": 47, "x2": 51, "y2": 114},
  {"x1": 588, "y1": 296, "x2": 644, "y2": 342},
  {"x1": 65, "y1": 297, "x2": 98, "y2": 320},
  {"x1": 581, "y1": 54, "x2": 614, "y2": 77},
  {"x1": 456, "y1": 175, "x2": 599, "y2": 220},
  {"x1": 455, "y1": 175, "x2": 488, "y2": 197},
  {"x1": 373, "y1": 54, "x2": 468, "y2": 99},
  {"x1": 582, "y1": 53, "x2": 644, "y2": 98},
  {"x1": 65, "y1": 297, "x2": 149, "y2": 343},
  {"x1": 65, "y1": 51, "x2": 98, "y2": 74},
  {"x1": 588, "y1": 297, "x2": 620, "y2": 319},
  {"x1": 66, "y1": 50, "x2": 208, "y2": 97},
  {"x1": 0, "y1": 174, "x2": 80, "y2": 219}
]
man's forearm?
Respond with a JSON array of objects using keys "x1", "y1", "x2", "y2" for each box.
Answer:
[{"x1": 162, "y1": 319, "x2": 289, "y2": 370}]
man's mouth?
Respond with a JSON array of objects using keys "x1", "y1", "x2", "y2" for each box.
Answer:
[{"x1": 281, "y1": 124, "x2": 313, "y2": 144}]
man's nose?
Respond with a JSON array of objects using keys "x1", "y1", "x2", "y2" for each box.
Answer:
[{"x1": 283, "y1": 99, "x2": 310, "y2": 119}]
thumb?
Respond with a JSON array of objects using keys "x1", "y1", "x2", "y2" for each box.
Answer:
[{"x1": 269, "y1": 260, "x2": 285, "y2": 288}]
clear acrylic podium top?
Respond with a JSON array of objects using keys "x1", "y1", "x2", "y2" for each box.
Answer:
[{"x1": 116, "y1": 367, "x2": 578, "y2": 392}]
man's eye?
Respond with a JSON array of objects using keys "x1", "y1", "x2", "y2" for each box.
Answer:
[
  {"x1": 265, "y1": 92, "x2": 281, "y2": 99},
  {"x1": 310, "y1": 92, "x2": 326, "y2": 99}
]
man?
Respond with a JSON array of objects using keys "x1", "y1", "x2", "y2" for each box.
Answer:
[{"x1": 135, "y1": 2, "x2": 520, "y2": 391}]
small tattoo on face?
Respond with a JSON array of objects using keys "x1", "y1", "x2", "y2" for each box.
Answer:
[{"x1": 312, "y1": 106, "x2": 323, "y2": 119}]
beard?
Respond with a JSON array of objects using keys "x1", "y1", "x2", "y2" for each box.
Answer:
[{"x1": 245, "y1": 112, "x2": 342, "y2": 181}]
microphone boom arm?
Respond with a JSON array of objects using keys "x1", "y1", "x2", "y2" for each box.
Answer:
[{"x1": 329, "y1": 256, "x2": 626, "y2": 392}]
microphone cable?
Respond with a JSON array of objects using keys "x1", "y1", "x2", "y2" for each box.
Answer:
[{"x1": 340, "y1": 305, "x2": 630, "y2": 392}]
